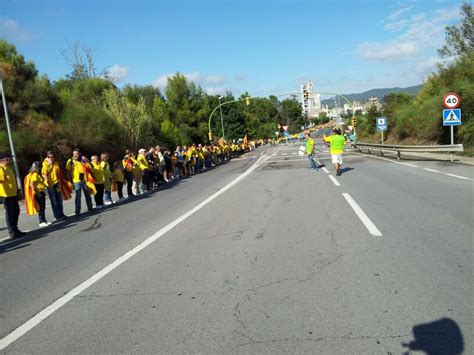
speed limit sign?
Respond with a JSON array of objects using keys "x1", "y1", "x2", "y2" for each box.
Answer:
[{"x1": 443, "y1": 93, "x2": 461, "y2": 109}]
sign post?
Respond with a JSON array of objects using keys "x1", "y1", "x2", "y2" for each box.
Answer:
[
  {"x1": 442, "y1": 93, "x2": 461, "y2": 163},
  {"x1": 376, "y1": 117, "x2": 387, "y2": 144}
]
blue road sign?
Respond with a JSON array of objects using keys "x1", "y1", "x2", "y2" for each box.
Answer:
[
  {"x1": 443, "y1": 109, "x2": 461, "y2": 126},
  {"x1": 376, "y1": 116, "x2": 387, "y2": 131}
]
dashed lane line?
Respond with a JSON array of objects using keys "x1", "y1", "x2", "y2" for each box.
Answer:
[
  {"x1": 424, "y1": 168, "x2": 440, "y2": 173},
  {"x1": 328, "y1": 175, "x2": 341, "y2": 186},
  {"x1": 342, "y1": 193, "x2": 382, "y2": 237},
  {"x1": 322, "y1": 167, "x2": 329, "y2": 174},
  {"x1": 446, "y1": 173, "x2": 471, "y2": 180}
]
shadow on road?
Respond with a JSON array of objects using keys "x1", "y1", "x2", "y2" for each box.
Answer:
[
  {"x1": 0, "y1": 175, "x2": 193, "y2": 254},
  {"x1": 340, "y1": 167, "x2": 354, "y2": 174},
  {"x1": 402, "y1": 317, "x2": 464, "y2": 355}
]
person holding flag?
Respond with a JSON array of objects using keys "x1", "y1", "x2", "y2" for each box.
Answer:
[
  {"x1": 66, "y1": 148, "x2": 94, "y2": 215},
  {"x1": 24, "y1": 161, "x2": 51, "y2": 227},
  {"x1": 42, "y1": 150, "x2": 70, "y2": 221}
]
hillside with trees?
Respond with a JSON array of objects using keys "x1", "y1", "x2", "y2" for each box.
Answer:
[
  {"x1": 0, "y1": 42, "x2": 304, "y2": 174},
  {"x1": 352, "y1": 3, "x2": 473, "y2": 153}
]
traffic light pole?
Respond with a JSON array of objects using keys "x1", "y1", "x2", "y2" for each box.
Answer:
[{"x1": 0, "y1": 75, "x2": 23, "y2": 197}]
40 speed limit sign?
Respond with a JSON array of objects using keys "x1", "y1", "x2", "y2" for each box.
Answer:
[{"x1": 443, "y1": 93, "x2": 461, "y2": 109}]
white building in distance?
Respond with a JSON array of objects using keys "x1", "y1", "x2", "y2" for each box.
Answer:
[{"x1": 301, "y1": 81, "x2": 321, "y2": 118}]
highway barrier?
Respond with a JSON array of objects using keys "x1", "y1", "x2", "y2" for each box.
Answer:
[{"x1": 354, "y1": 142, "x2": 464, "y2": 161}]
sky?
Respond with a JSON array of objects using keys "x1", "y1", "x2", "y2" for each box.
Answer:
[{"x1": 0, "y1": 0, "x2": 464, "y2": 98}]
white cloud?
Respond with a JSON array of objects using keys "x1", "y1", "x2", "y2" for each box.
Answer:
[
  {"x1": 0, "y1": 18, "x2": 38, "y2": 41},
  {"x1": 356, "y1": 5, "x2": 460, "y2": 62},
  {"x1": 357, "y1": 41, "x2": 419, "y2": 61},
  {"x1": 108, "y1": 64, "x2": 129, "y2": 82},
  {"x1": 153, "y1": 71, "x2": 228, "y2": 93},
  {"x1": 380, "y1": 6, "x2": 413, "y2": 31}
]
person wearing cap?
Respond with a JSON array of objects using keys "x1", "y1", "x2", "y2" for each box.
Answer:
[
  {"x1": 66, "y1": 148, "x2": 94, "y2": 215},
  {"x1": 326, "y1": 128, "x2": 346, "y2": 176},
  {"x1": 24, "y1": 161, "x2": 51, "y2": 227},
  {"x1": 137, "y1": 148, "x2": 150, "y2": 192},
  {"x1": 0, "y1": 152, "x2": 25, "y2": 238},
  {"x1": 42, "y1": 150, "x2": 69, "y2": 221}
]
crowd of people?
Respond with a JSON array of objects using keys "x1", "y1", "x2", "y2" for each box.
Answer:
[{"x1": 0, "y1": 141, "x2": 260, "y2": 240}]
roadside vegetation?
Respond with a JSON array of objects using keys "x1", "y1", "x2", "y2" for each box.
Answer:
[
  {"x1": 0, "y1": 41, "x2": 303, "y2": 174},
  {"x1": 352, "y1": 3, "x2": 473, "y2": 154}
]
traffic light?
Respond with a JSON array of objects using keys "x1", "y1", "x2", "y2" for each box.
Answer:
[{"x1": 351, "y1": 117, "x2": 357, "y2": 126}]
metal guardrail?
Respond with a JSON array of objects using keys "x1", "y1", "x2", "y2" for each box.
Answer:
[{"x1": 353, "y1": 142, "x2": 464, "y2": 160}]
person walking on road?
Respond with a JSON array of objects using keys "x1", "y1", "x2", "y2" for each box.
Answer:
[
  {"x1": 24, "y1": 161, "x2": 51, "y2": 227},
  {"x1": 327, "y1": 128, "x2": 346, "y2": 176},
  {"x1": 42, "y1": 151, "x2": 69, "y2": 221},
  {"x1": 305, "y1": 133, "x2": 318, "y2": 172},
  {"x1": 0, "y1": 152, "x2": 24, "y2": 239},
  {"x1": 66, "y1": 148, "x2": 94, "y2": 215}
]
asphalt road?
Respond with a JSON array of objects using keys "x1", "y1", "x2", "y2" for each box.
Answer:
[{"x1": 0, "y1": 142, "x2": 472, "y2": 353}]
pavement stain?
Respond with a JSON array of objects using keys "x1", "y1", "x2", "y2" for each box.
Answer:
[{"x1": 80, "y1": 215, "x2": 102, "y2": 232}]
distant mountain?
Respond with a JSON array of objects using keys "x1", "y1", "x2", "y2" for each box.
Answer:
[{"x1": 321, "y1": 84, "x2": 423, "y2": 108}]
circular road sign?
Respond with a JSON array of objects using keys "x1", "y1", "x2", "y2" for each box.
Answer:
[{"x1": 443, "y1": 92, "x2": 461, "y2": 109}]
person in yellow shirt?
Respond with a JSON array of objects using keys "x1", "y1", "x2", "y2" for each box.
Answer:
[
  {"x1": 100, "y1": 153, "x2": 113, "y2": 205},
  {"x1": 91, "y1": 155, "x2": 105, "y2": 207},
  {"x1": 130, "y1": 152, "x2": 142, "y2": 195},
  {"x1": 122, "y1": 150, "x2": 135, "y2": 198},
  {"x1": 326, "y1": 128, "x2": 347, "y2": 176},
  {"x1": 42, "y1": 150, "x2": 68, "y2": 221},
  {"x1": 137, "y1": 148, "x2": 150, "y2": 192},
  {"x1": 0, "y1": 152, "x2": 24, "y2": 239},
  {"x1": 112, "y1": 161, "x2": 125, "y2": 200},
  {"x1": 25, "y1": 161, "x2": 51, "y2": 227},
  {"x1": 66, "y1": 148, "x2": 93, "y2": 215}
]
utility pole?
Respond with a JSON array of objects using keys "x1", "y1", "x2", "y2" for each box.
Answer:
[{"x1": 0, "y1": 75, "x2": 23, "y2": 196}]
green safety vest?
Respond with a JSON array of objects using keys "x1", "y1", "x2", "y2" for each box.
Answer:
[
  {"x1": 329, "y1": 135, "x2": 345, "y2": 154},
  {"x1": 305, "y1": 138, "x2": 314, "y2": 155}
]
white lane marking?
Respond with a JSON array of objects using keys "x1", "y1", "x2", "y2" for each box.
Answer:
[
  {"x1": 291, "y1": 152, "x2": 298, "y2": 155},
  {"x1": 342, "y1": 193, "x2": 382, "y2": 237},
  {"x1": 424, "y1": 168, "x2": 440, "y2": 173},
  {"x1": 322, "y1": 167, "x2": 329, "y2": 174},
  {"x1": 360, "y1": 154, "x2": 418, "y2": 168},
  {"x1": 265, "y1": 159, "x2": 307, "y2": 163},
  {"x1": 446, "y1": 173, "x2": 471, "y2": 180},
  {"x1": 328, "y1": 175, "x2": 341, "y2": 186},
  {"x1": 0, "y1": 153, "x2": 270, "y2": 351},
  {"x1": 281, "y1": 153, "x2": 288, "y2": 156}
]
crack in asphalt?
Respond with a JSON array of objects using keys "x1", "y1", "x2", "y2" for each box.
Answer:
[{"x1": 235, "y1": 332, "x2": 411, "y2": 347}]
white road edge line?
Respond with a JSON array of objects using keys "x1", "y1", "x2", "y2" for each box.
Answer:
[
  {"x1": 0, "y1": 153, "x2": 270, "y2": 351},
  {"x1": 445, "y1": 173, "x2": 471, "y2": 180},
  {"x1": 328, "y1": 175, "x2": 340, "y2": 186},
  {"x1": 424, "y1": 168, "x2": 440, "y2": 173},
  {"x1": 360, "y1": 154, "x2": 418, "y2": 168},
  {"x1": 342, "y1": 193, "x2": 382, "y2": 237}
]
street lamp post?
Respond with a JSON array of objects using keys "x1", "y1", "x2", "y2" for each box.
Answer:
[
  {"x1": 0, "y1": 74, "x2": 23, "y2": 196},
  {"x1": 218, "y1": 96, "x2": 225, "y2": 140}
]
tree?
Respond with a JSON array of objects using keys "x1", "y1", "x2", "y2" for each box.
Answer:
[{"x1": 438, "y1": 3, "x2": 473, "y2": 58}]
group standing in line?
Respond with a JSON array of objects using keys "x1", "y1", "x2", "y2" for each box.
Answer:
[{"x1": 0, "y1": 140, "x2": 257, "y2": 239}]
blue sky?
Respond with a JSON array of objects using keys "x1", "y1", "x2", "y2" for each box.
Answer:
[{"x1": 0, "y1": 0, "x2": 464, "y2": 97}]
